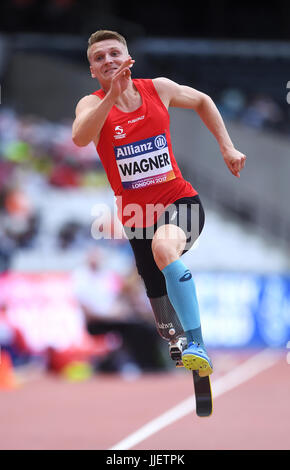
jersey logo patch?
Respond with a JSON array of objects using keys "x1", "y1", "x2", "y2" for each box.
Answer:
[{"x1": 114, "y1": 125, "x2": 126, "y2": 140}]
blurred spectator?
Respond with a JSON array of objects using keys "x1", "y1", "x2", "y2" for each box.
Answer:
[
  {"x1": 216, "y1": 89, "x2": 287, "y2": 134},
  {"x1": 0, "y1": 183, "x2": 40, "y2": 270},
  {"x1": 0, "y1": 302, "x2": 31, "y2": 367},
  {"x1": 0, "y1": 231, "x2": 15, "y2": 272},
  {"x1": 241, "y1": 94, "x2": 284, "y2": 131},
  {"x1": 58, "y1": 220, "x2": 88, "y2": 249},
  {"x1": 0, "y1": 186, "x2": 40, "y2": 250},
  {"x1": 72, "y1": 247, "x2": 165, "y2": 373},
  {"x1": 72, "y1": 246, "x2": 127, "y2": 322}
]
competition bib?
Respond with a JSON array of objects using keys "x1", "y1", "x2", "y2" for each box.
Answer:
[{"x1": 114, "y1": 133, "x2": 176, "y2": 190}]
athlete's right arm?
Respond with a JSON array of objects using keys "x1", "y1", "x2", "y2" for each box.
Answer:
[{"x1": 72, "y1": 93, "x2": 115, "y2": 147}]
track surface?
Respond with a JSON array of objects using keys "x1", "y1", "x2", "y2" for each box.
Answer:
[{"x1": 0, "y1": 350, "x2": 289, "y2": 450}]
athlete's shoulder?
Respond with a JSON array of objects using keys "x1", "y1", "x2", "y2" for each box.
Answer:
[
  {"x1": 153, "y1": 77, "x2": 179, "y2": 91},
  {"x1": 75, "y1": 93, "x2": 101, "y2": 115},
  {"x1": 152, "y1": 77, "x2": 180, "y2": 108}
]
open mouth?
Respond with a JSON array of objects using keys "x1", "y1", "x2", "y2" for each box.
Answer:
[{"x1": 104, "y1": 67, "x2": 118, "y2": 74}]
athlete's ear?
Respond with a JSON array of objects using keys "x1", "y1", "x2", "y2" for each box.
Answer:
[{"x1": 90, "y1": 66, "x2": 95, "y2": 78}]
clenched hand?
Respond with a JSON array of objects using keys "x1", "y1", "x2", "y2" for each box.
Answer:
[{"x1": 223, "y1": 148, "x2": 246, "y2": 178}]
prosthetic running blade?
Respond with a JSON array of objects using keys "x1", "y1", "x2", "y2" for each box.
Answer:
[
  {"x1": 192, "y1": 371, "x2": 213, "y2": 417},
  {"x1": 150, "y1": 295, "x2": 213, "y2": 418},
  {"x1": 168, "y1": 338, "x2": 213, "y2": 417}
]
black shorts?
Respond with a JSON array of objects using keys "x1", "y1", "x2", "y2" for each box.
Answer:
[{"x1": 124, "y1": 195, "x2": 205, "y2": 298}]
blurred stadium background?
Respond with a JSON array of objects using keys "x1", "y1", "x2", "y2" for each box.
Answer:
[{"x1": 0, "y1": 0, "x2": 289, "y2": 450}]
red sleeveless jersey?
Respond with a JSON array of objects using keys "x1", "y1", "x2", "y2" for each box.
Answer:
[{"x1": 92, "y1": 78, "x2": 197, "y2": 227}]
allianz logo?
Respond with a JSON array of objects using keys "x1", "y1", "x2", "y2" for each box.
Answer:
[{"x1": 158, "y1": 322, "x2": 174, "y2": 329}]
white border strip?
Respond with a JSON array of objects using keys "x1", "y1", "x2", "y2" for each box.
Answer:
[{"x1": 109, "y1": 348, "x2": 281, "y2": 450}]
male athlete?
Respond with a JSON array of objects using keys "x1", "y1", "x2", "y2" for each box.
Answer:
[{"x1": 72, "y1": 30, "x2": 246, "y2": 377}]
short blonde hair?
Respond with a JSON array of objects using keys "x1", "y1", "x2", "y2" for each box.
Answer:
[{"x1": 87, "y1": 30, "x2": 127, "y2": 60}]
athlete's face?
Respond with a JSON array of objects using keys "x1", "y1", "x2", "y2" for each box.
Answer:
[{"x1": 89, "y1": 39, "x2": 129, "y2": 84}]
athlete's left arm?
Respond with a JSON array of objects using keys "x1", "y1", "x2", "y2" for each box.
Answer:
[{"x1": 153, "y1": 77, "x2": 246, "y2": 178}]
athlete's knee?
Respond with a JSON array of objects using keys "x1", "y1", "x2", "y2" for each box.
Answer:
[
  {"x1": 152, "y1": 225, "x2": 186, "y2": 270},
  {"x1": 152, "y1": 239, "x2": 179, "y2": 270}
]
